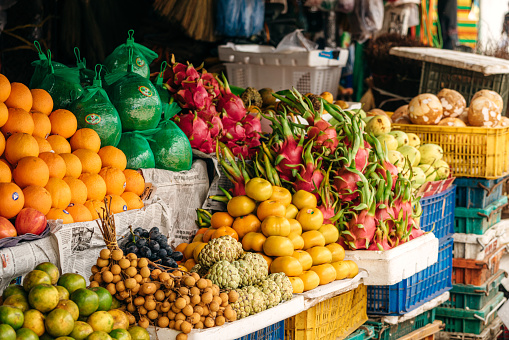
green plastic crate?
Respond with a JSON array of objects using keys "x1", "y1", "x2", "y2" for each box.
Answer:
[
  {"x1": 344, "y1": 325, "x2": 375, "y2": 340},
  {"x1": 436, "y1": 292, "x2": 506, "y2": 335},
  {"x1": 442, "y1": 270, "x2": 506, "y2": 310},
  {"x1": 454, "y1": 196, "x2": 507, "y2": 234},
  {"x1": 365, "y1": 309, "x2": 435, "y2": 340}
]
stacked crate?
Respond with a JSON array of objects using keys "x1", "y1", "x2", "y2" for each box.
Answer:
[{"x1": 436, "y1": 177, "x2": 508, "y2": 339}]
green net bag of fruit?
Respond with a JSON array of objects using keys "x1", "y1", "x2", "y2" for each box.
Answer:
[
  {"x1": 116, "y1": 131, "x2": 155, "y2": 169},
  {"x1": 144, "y1": 102, "x2": 192, "y2": 172},
  {"x1": 69, "y1": 65, "x2": 122, "y2": 147},
  {"x1": 105, "y1": 48, "x2": 162, "y2": 132},
  {"x1": 29, "y1": 41, "x2": 66, "y2": 89},
  {"x1": 103, "y1": 29, "x2": 157, "y2": 79},
  {"x1": 153, "y1": 61, "x2": 171, "y2": 118},
  {"x1": 74, "y1": 47, "x2": 96, "y2": 87}
]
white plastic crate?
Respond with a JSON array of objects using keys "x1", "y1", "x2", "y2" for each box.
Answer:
[
  {"x1": 453, "y1": 221, "x2": 509, "y2": 261},
  {"x1": 344, "y1": 233, "x2": 439, "y2": 286}
]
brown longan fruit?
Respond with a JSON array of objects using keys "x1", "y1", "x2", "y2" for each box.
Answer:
[
  {"x1": 215, "y1": 316, "x2": 226, "y2": 326},
  {"x1": 134, "y1": 296, "x2": 145, "y2": 306},
  {"x1": 190, "y1": 295, "x2": 201, "y2": 305},
  {"x1": 89, "y1": 281, "x2": 99, "y2": 288},
  {"x1": 182, "y1": 305, "x2": 193, "y2": 317},
  {"x1": 219, "y1": 293, "x2": 229, "y2": 304},
  {"x1": 195, "y1": 321, "x2": 204, "y2": 329},
  {"x1": 127, "y1": 253, "x2": 137, "y2": 261},
  {"x1": 190, "y1": 273, "x2": 200, "y2": 281},
  {"x1": 109, "y1": 264, "x2": 120, "y2": 275},
  {"x1": 112, "y1": 275, "x2": 121, "y2": 284},
  {"x1": 212, "y1": 296, "x2": 222, "y2": 305},
  {"x1": 204, "y1": 317, "x2": 215, "y2": 328},
  {"x1": 97, "y1": 258, "x2": 110, "y2": 268},
  {"x1": 161, "y1": 301, "x2": 171, "y2": 313},
  {"x1": 183, "y1": 296, "x2": 191, "y2": 305},
  {"x1": 194, "y1": 305, "x2": 204, "y2": 315},
  {"x1": 158, "y1": 272, "x2": 170, "y2": 281},
  {"x1": 206, "y1": 279, "x2": 212, "y2": 287},
  {"x1": 173, "y1": 270, "x2": 183, "y2": 277},
  {"x1": 116, "y1": 281, "x2": 126, "y2": 292},
  {"x1": 147, "y1": 310, "x2": 158, "y2": 320},
  {"x1": 142, "y1": 283, "x2": 157, "y2": 295},
  {"x1": 118, "y1": 290, "x2": 129, "y2": 300},
  {"x1": 201, "y1": 292, "x2": 213, "y2": 304},
  {"x1": 181, "y1": 321, "x2": 192, "y2": 334},
  {"x1": 179, "y1": 287, "x2": 189, "y2": 296},
  {"x1": 151, "y1": 269, "x2": 162, "y2": 280},
  {"x1": 127, "y1": 313, "x2": 136, "y2": 324},
  {"x1": 203, "y1": 287, "x2": 213, "y2": 295},
  {"x1": 155, "y1": 303, "x2": 162, "y2": 313},
  {"x1": 132, "y1": 284, "x2": 140, "y2": 295},
  {"x1": 224, "y1": 307, "x2": 235, "y2": 321},
  {"x1": 119, "y1": 258, "x2": 130, "y2": 269},
  {"x1": 175, "y1": 313, "x2": 186, "y2": 321},
  {"x1": 209, "y1": 302, "x2": 219, "y2": 312},
  {"x1": 169, "y1": 291, "x2": 177, "y2": 302},
  {"x1": 154, "y1": 290, "x2": 165, "y2": 301},
  {"x1": 130, "y1": 259, "x2": 138, "y2": 268},
  {"x1": 200, "y1": 316, "x2": 205, "y2": 323},
  {"x1": 100, "y1": 249, "x2": 111, "y2": 260},
  {"x1": 168, "y1": 311, "x2": 176, "y2": 320},
  {"x1": 171, "y1": 305, "x2": 181, "y2": 314},
  {"x1": 138, "y1": 317, "x2": 149, "y2": 328},
  {"x1": 158, "y1": 316, "x2": 169, "y2": 328},
  {"x1": 134, "y1": 274, "x2": 143, "y2": 283},
  {"x1": 144, "y1": 299, "x2": 156, "y2": 311},
  {"x1": 196, "y1": 279, "x2": 207, "y2": 289},
  {"x1": 175, "y1": 320, "x2": 183, "y2": 331},
  {"x1": 102, "y1": 271, "x2": 113, "y2": 283},
  {"x1": 106, "y1": 283, "x2": 116, "y2": 295},
  {"x1": 140, "y1": 267, "x2": 151, "y2": 278},
  {"x1": 138, "y1": 258, "x2": 149, "y2": 268},
  {"x1": 188, "y1": 312, "x2": 200, "y2": 324},
  {"x1": 124, "y1": 278, "x2": 136, "y2": 290},
  {"x1": 211, "y1": 285, "x2": 220, "y2": 296},
  {"x1": 184, "y1": 276, "x2": 196, "y2": 287},
  {"x1": 111, "y1": 249, "x2": 124, "y2": 261},
  {"x1": 101, "y1": 266, "x2": 110, "y2": 273},
  {"x1": 190, "y1": 287, "x2": 200, "y2": 296},
  {"x1": 175, "y1": 297, "x2": 186, "y2": 309},
  {"x1": 202, "y1": 305, "x2": 210, "y2": 316},
  {"x1": 176, "y1": 332, "x2": 187, "y2": 340},
  {"x1": 209, "y1": 311, "x2": 217, "y2": 318},
  {"x1": 169, "y1": 320, "x2": 176, "y2": 329},
  {"x1": 91, "y1": 265, "x2": 100, "y2": 274},
  {"x1": 138, "y1": 306, "x2": 147, "y2": 315},
  {"x1": 127, "y1": 303, "x2": 136, "y2": 313},
  {"x1": 228, "y1": 290, "x2": 239, "y2": 303},
  {"x1": 125, "y1": 266, "x2": 137, "y2": 278}
]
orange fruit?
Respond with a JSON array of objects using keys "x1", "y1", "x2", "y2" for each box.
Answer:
[
  {"x1": 2, "y1": 108, "x2": 34, "y2": 137},
  {"x1": 45, "y1": 177, "x2": 72, "y2": 209},
  {"x1": 30, "y1": 89, "x2": 53, "y2": 116},
  {"x1": 4, "y1": 133, "x2": 38, "y2": 164},
  {"x1": 97, "y1": 146, "x2": 127, "y2": 171},
  {"x1": 38, "y1": 152, "x2": 66, "y2": 179},
  {"x1": 66, "y1": 203, "x2": 93, "y2": 222},
  {"x1": 79, "y1": 173, "x2": 107, "y2": 201},
  {"x1": 120, "y1": 192, "x2": 144, "y2": 210},
  {"x1": 70, "y1": 128, "x2": 101, "y2": 153},
  {"x1": 0, "y1": 74, "x2": 12, "y2": 102},
  {"x1": 99, "y1": 167, "x2": 126, "y2": 196},
  {"x1": 63, "y1": 176, "x2": 87, "y2": 205},
  {"x1": 104, "y1": 195, "x2": 128, "y2": 214},
  {"x1": 84, "y1": 200, "x2": 106, "y2": 220},
  {"x1": 123, "y1": 169, "x2": 145, "y2": 196},
  {"x1": 22, "y1": 185, "x2": 52, "y2": 215},
  {"x1": 0, "y1": 102, "x2": 9, "y2": 128},
  {"x1": 12, "y1": 156, "x2": 50, "y2": 188},
  {"x1": 60, "y1": 153, "x2": 82, "y2": 178},
  {"x1": 49, "y1": 109, "x2": 77, "y2": 138},
  {"x1": 46, "y1": 135, "x2": 71, "y2": 154},
  {"x1": 0, "y1": 160, "x2": 11, "y2": 182},
  {"x1": 31, "y1": 112, "x2": 52, "y2": 139},
  {"x1": 0, "y1": 182, "x2": 24, "y2": 218},
  {"x1": 46, "y1": 208, "x2": 74, "y2": 224},
  {"x1": 0, "y1": 130, "x2": 5, "y2": 155},
  {"x1": 72, "y1": 149, "x2": 101, "y2": 174},
  {"x1": 34, "y1": 136, "x2": 52, "y2": 153},
  {"x1": 5, "y1": 82, "x2": 32, "y2": 112}
]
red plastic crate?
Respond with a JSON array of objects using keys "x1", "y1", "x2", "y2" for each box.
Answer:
[{"x1": 452, "y1": 246, "x2": 506, "y2": 285}]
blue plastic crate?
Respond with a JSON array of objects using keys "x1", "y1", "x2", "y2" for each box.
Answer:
[
  {"x1": 454, "y1": 176, "x2": 508, "y2": 209},
  {"x1": 367, "y1": 237, "x2": 453, "y2": 315},
  {"x1": 420, "y1": 185, "x2": 456, "y2": 240},
  {"x1": 235, "y1": 321, "x2": 284, "y2": 340},
  {"x1": 344, "y1": 325, "x2": 375, "y2": 340}
]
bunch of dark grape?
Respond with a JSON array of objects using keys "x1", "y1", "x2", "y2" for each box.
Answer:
[{"x1": 120, "y1": 227, "x2": 184, "y2": 268}]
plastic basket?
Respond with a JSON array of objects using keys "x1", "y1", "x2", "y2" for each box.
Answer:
[
  {"x1": 420, "y1": 185, "x2": 456, "y2": 240},
  {"x1": 344, "y1": 325, "x2": 375, "y2": 340},
  {"x1": 453, "y1": 227, "x2": 501, "y2": 261},
  {"x1": 236, "y1": 320, "x2": 284, "y2": 340},
  {"x1": 454, "y1": 196, "x2": 508, "y2": 234},
  {"x1": 366, "y1": 308, "x2": 436, "y2": 340},
  {"x1": 391, "y1": 124, "x2": 509, "y2": 179},
  {"x1": 436, "y1": 292, "x2": 506, "y2": 335},
  {"x1": 437, "y1": 316, "x2": 503, "y2": 340},
  {"x1": 442, "y1": 270, "x2": 506, "y2": 309},
  {"x1": 367, "y1": 237, "x2": 453, "y2": 315},
  {"x1": 454, "y1": 176, "x2": 509, "y2": 209},
  {"x1": 224, "y1": 63, "x2": 342, "y2": 99},
  {"x1": 285, "y1": 284, "x2": 367, "y2": 340},
  {"x1": 452, "y1": 246, "x2": 506, "y2": 286}
]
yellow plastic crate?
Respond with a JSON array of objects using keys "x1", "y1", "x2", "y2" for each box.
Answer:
[
  {"x1": 285, "y1": 284, "x2": 367, "y2": 340},
  {"x1": 391, "y1": 124, "x2": 509, "y2": 179}
]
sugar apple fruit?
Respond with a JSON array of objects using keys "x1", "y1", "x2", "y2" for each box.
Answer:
[
  {"x1": 257, "y1": 279, "x2": 282, "y2": 309},
  {"x1": 198, "y1": 235, "x2": 243, "y2": 268},
  {"x1": 268, "y1": 273, "x2": 293, "y2": 301},
  {"x1": 190, "y1": 264, "x2": 209, "y2": 277},
  {"x1": 231, "y1": 288, "x2": 252, "y2": 319},
  {"x1": 241, "y1": 252, "x2": 268, "y2": 284},
  {"x1": 207, "y1": 260, "x2": 241, "y2": 289},
  {"x1": 232, "y1": 259, "x2": 255, "y2": 287}
]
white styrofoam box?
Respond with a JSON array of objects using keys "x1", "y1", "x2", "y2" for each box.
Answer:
[
  {"x1": 225, "y1": 63, "x2": 342, "y2": 99},
  {"x1": 381, "y1": 292, "x2": 450, "y2": 325},
  {"x1": 344, "y1": 233, "x2": 439, "y2": 286},
  {"x1": 148, "y1": 296, "x2": 305, "y2": 340},
  {"x1": 218, "y1": 43, "x2": 349, "y2": 67},
  {"x1": 453, "y1": 221, "x2": 509, "y2": 261}
]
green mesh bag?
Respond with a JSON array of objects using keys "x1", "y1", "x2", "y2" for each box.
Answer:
[
  {"x1": 37, "y1": 50, "x2": 84, "y2": 110},
  {"x1": 105, "y1": 49, "x2": 162, "y2": 132},
  {"x1": 116, "y1": 131, "x2": 155, "y2": 169},
  {"x1": 103, "y1": 30, "x2": 158, "y2": 79},
  {"x1": 145, "y1": 103, "x2": 192, "y2": 172},
  {"x1": 74, "y1": 48, "x2": 96, "y2": 87},
  {"x1": 153, "y1": 61, "x2": 171, "y2": 118},
  {"x1": 69, "y1": 66, "x2": 122, "y2": 147},
  {"x1": 29, "y1": 41, "x2": 66, "y2": 89}
]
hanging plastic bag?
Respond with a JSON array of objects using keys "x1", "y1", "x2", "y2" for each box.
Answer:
[
  {"x1": 145, "y1": 103, "x2": 193, "y2": 172},
  {"x1": 152, "y1": 61, "x2": 171, "y2": 119},
  {"x1": 74, "y1": 47, "x2": 96, "y2": 87},
  {"x1": 105, "y1": 49, "x2": 162, "y2": 132},
  {"x1": 37, "y1": 50, "x2": 84, "y2": 110},
  {"x1": 349, "y1": 0, "x2": 384, "y2": 43},
  {"x1": 275, "y1": 30, "x2": 319, "y2": 52},
  {"x1": 103, "y1": 30, "x2": 158, "y2": 79},
  {"x1": 69, "y1": 65, "x2": 123, "y2": 147},
  {"x1": 116, "y1": 131, "x2": 155, "y2": 169},
  {"x1": 29, "y1": 41, "x2": 66, "y2": 89}
]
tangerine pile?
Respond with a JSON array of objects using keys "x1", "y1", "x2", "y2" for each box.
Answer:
[{"x1": 0, "y1": 75, "x2": 146, "y2": 224}]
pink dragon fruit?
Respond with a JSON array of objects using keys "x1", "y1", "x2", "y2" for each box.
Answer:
[
  {"x1": 176, "y1": 79, "x2": 212, "y2": 111},
  {"x1": 308, "y1": 119, "x2": 339, "y2": 152},
  {"x1": 368, "y1": 220, "x2": 392, "y2": 251},
  {"x1": 221, "y1": 117, "x2": 247, "y2": 142},
  {"x1": 166, "y1": 62, "x2": 200, "y2": 92},
  {"x1": 217, "y1": 75, "x2": 247, "y2": 122},
  {"x1": 317, "y1": 169, "x2": 339, "y2": 224},
  {"x1": 226, "y1": 141, "x2": 250, "y2": 159},
  {"x1": 197, "y1": 105, "x2": 218, "y2": 121},
  {"x1": 208, "y1": 115, "x2": 223, "y2": 139},
  {"x1": 217, "y1": 142, "x2": 250, "y2": 196},
  {"x1": 293, "y1": 142, "x2": 325, "y2": 195},
  {"x1": 334, "y1": 167, "x2": 361, "y2": 202},
  {"x1": 242, "y1": 114, "x2": 262, "y2": 138},
  {"x1": 202, "y1": 71, "x2": 221, "y2": 98},
  {"x1": 174, "y1": 112, "x2": 212, "y2": 152}
]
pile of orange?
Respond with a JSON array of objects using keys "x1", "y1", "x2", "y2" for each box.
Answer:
[{"x1": 0, "y1": 74, "x2": 146, "y2": 224}]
